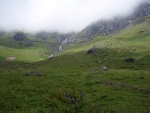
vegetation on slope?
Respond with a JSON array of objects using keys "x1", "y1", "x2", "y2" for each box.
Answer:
[
  {"x1": 0, "y1": 48, "x2": 150, "y2": 112},
  {"x1": 0, "y1": 32, "x2": 60, "y2": 62},
  {"x1": 0, "y1": 18, "x2": 150, "y2": 112},
  {"x1": 0, "y1": 46, "x2": 48, "y2": 62},
  {"x1": 59, "y1": 18, "x2": 150, "y2": 56}
]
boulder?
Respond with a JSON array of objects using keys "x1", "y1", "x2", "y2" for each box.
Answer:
[
  {"x1": 102, "y1": 66, "x2": 108, "y2": 70},
  {"x1": 103, "y1": 58, "x2": 108, "y2": 61},
  {"x1": 87, "y1": 48, "x2": 95, "y2": 54},
  {"x1": 87, "y1": 45, "x2": 96, "y2": 54},
  {"x1": 14, "y1": 32, "x2": 26, "y2": 41},
  {"x1": 124, "y1": 58, "x2": 135, "y2": 62}
]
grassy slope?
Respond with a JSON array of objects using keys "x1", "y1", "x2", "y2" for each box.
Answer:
[
  {"x1": 0, "y1": 33, "x2": 55, "y2": 62},
  {"x1": 59, "y1": 18, "x2": 150, "y2": 56},
  {"x1": 0, "y1": 19, "x2": 150, "y2": 112},
  {"x1": 0, "y1": 46, "x2": 48, "y2": 62},
  {"x1": 0, "y1": 33, "x2": 34, "y2": 49}
]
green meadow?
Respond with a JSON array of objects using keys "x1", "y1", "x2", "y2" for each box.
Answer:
[
  {"x1": 0, "y1": 19, "x2": 150, "y2": 113},
  {"x1": 0, "y1": 47, "x2": 48, "y2": 62}
]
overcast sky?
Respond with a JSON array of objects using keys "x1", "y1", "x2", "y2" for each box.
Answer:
[{"x1": 0, "y1": 0, "x2": 146, "y2": 33}]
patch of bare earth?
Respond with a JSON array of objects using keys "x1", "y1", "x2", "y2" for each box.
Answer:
[{"x1": 6, "y1": 57, "x2": 16, "y2": 61}]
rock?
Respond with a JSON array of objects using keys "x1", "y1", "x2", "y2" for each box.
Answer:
[
  {"x1": 14, "y1": 32, "x2": 27, "y2": 41},
  {"x1": 87, "y1": 48, "x2": 95, "y2": 54},
  {"x1": 124, "y1": 58, "x2": 135, "y2": 62},
  {"x1": 102, "y1": 66, "x2": 108, "y2": 70},
  {"x1": 35, "y1": 72, "x2": 44, "y2": 76},
  {"x1": 71, "y1": 97, "x2": 77, "y2": 104},
  {"x1": 140, "y1": 76, "x2": 144, "y2": 79},
  {"x1": 139, "y1": 30, "x2": 144, "y2": 33},
  {"x1": 24, "y1": 73, "x2": 30, "y2": 76},
  {"x1": 36, "y1": 31, "x2": 48, "y2": 40},
  {"x1": 76, "y1": 2, "x2": 150, "y2": 40},
  {"x1": 65, "y1": 92, "x2": 77, "y2": 104},
  {"x1": 65, "y1": 92, "x2": 72, "y2": 98},
  {"x1": 0, "y1": 31, "x2": 5, "y2": 36},
  {"x1": 24, "y1": 71, "x2": 45, "y2": 76},
  {"x1": 103, "y1": 58, "x2": 108, "y2": 61},
  {"x1": 87, "y1": 45, "x2": 96, "y2": 54}
]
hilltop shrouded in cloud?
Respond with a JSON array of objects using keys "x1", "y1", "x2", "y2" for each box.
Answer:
[{"x1": 0, "y1": 0, "x2": 146, "y2": 33}]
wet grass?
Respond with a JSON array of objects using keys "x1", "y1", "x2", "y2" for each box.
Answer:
[
  {"x1": 0, "y1": 46, "x2": 48, "y2": 62},
  {"x1": 0, "y1": 18, "x2": 150, "y2": 113},
  {"x1": 0, "y1": 48, "x2": 150, "y2": 113}
]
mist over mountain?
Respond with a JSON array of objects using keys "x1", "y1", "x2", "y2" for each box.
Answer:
[
  {"x1": 76, "y1": 1, "x2": 150, "y2": 40},
  {"x1": 0, "y1": 0, "x2": 147, "y2": 33}
]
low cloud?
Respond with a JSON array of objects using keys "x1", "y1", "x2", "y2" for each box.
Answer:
[{"x1": 0, "y1": 0, "x2": 145, "y2": 33}]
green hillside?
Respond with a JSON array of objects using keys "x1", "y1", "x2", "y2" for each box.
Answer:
[
  {"x1": 0, "y1": 46, "x2": 48, "y2": 62},
  {"x1": 59, "y1": 18, "x2": 150, "y2": 56},
  {"x1": 0, "y1": 32, "x2": 60, "y2": 62},
  {"x1": 0, "y1": 18, "x2": 150, "y2": 113}
]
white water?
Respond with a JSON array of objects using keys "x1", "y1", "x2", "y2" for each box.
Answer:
[
  {"x1": 49, "y1": 54, "x2": 54, "y2": 58},
  {"x1": 59, "y1": 37, "x2": 68, "y2": 51},
  {"x1": 49, "y1": 37, "x2": 68, "y2": 58},
  {"x1": 59, "y1": 45, "x2": 62, "y2": 51},
  {"x1": 62, "y1": 38, "x2": 68, "y2": 45}
]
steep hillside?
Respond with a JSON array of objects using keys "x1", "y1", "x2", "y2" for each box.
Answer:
[
  {"x1": 0, "y1": 37, "x2": 49, "y2": 62},
  {"x1": 59, "y1": 18, "x2": 150, "y2": 56},
  {"x1": 0, "y1": 2, "x2": 149, "y2": 63},
  {"x1": 0, "y1": 30, "x2": 78, "y2": 62},
  {"x1": 0, "y1": 2, "x2": 150, "y2": 112},
  {"x1": 0, "y1": 14, "x2": 150, "y2": 113},
  {"x1": 76, "y1": 1, "x2": 150, "y2": 41},
  {"x1": 0, "y1": 31, "x2": 60, "y2": 61}
]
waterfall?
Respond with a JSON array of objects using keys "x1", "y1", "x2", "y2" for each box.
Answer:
[
  {"x1": 49, "y1": 54, "x2": 54, "y2": 59},
  {"x1": 49, "y1": 37, "x2": 68, "y2": 58},
  {"x1": 59, "y1": 37, "x2": 68, "y2": 51},
  {"x1": 62, "y1": 38, "x2": 68, "y2": 45},
  {"x1": 59, "y1": 45, "x2": 62, "y2": 51}
]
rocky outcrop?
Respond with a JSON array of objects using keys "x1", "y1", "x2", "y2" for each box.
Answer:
[
  {"x1": 0, "y1": 31, "x2": 5, "y2": 36},
  {"x1": 133, "y1": 2, "x2": 150, "y2": 20},
  {"x1": 76, "y1": 1, "x2": 150, "y2": 40},
  {"x1": 124, "y1": 58, "x2": 135, "y2": 63},
  {"x1": 14, "y1": 32, "x2": 27, "y2": 41},
  {"x1": 87, "y1": 45, "x2": 96, "y2": 54},
  {"x1": 36, "y1": 31, "x2": 48, "y2": 40}
]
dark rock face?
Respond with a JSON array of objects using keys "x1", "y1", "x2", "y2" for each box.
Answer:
[
  {"x1": 87, "y1": 48, "x2": 95, "y2": 54},
  {"x1": 76, "y1": 2, "x2": 150, "y2": 40},
  {"x1": 65, "y1": 92, "x2": 78, "y2": 104},
  {"x1": 87, "y1": 46, "x2": 96, "y2": 54},
  {"x1": 133, "y1": 2, "x2": 150, "y2": 19},
  {"x1": 24, "y1": 71, "x2": 45, "y2": 76},
  {"x1": 36, "y1": 31, "x2": 48, "y2": 40},
  {"x1": 124, "y1": 58, "x2": 135, "y2": 62},
  {"x1": 14, "y1": 32, "x2": 27, "y2": 41},
  {"x1": 0, "y1": 31, "x2": 5, "y2": 36},
  {"x1": 76, "y1": 17, "x2": 130, "y2": 40}
]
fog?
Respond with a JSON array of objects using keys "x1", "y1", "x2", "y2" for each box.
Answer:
[{"x1": 0, "y1": 0, "x2": 146, "y2": 33}]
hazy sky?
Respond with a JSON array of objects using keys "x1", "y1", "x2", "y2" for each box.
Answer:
[{"x1": 0, "y1": 0, "x2": 145, "y2": 33}]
